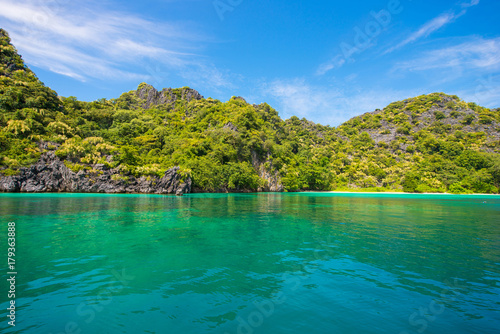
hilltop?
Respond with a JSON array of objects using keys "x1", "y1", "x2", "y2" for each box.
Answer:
[{"x1": 0, "y1": 28, "x2": 499, "y2": 194}]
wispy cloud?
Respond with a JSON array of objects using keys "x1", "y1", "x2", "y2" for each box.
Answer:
[
  {"x1": 457, "y1": 73, "x2": 500, "y2": 108},
  {"x1": 384, "y1": 1, "x2": 480, "y2": 54},
  {"x1": 393, "y1": 37, "x2": 500, "y2": 73},
  {"x1": 385, "y1": 13, "x2": 455, "y2": 54},
  {"x1": 0, "y1": 0, "x2": 231, "y2": 89},
  {"x1": 264, "y1": 79, "x2": 418, "y2": 126},
  {"x1": 461, "y1": 0, "x2": 480, "y2": 8},
  {"x1": 316, "y1": 56, "x2": 346, "y2": 76},
  {"x1": 265, "y1": 79, "x2": 337, "y2": 121}
]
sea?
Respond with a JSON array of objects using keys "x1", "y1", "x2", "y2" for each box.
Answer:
[{"x1": 0, "y1": 193, "x2": 499, "y2": 333}]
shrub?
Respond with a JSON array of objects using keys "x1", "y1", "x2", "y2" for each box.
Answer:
[
  {"x1": 445, "y1": 101, "x2": 456, "y2": 110},
  {"x1": 449, "y1": 183, "x2": 471, "y2": 194},
  {"x1": 111, "y1": 174, "x2": 129, "y2": 183},
  {"x1": 64, "y1": 161, "x2": 85, "y2": 173},
  {"x1": 6, "y1": 120, "x2": 30, "y2": 136},
  {"x1": 479, "y1": 115, "x2": 493, "y2": 124},
  {"x1": 48, "y1": 121, "x2": 73, "y2": 136},
  {"x1": 402, "y1": 174, "x2": 419, "y2": 192},
  {"x1": 462, "y1": 114, "x2": 475, "y2": 125},
  {"x1": 434, "y1": 110, "x2": 446, "y2": 120},
  {"x1": 415, "y1": 184, "x2": 435, "y2": 193},
  {"x1": 135, "y1": 164, "x2": 163, "y2": 177},
  {"x1": 0, "y1": 168, "x2": 19, "y2": 176},
  {"x1": 396, "y1": 123, "x2": 411, "y2": 135}
]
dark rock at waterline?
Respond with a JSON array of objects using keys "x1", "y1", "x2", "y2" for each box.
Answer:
[{"x1": 0, "y1": 152, "x2": 191, "y2": 195}]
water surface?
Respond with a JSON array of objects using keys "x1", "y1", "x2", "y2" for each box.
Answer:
[{"x1": 0, "y1": 193, "x2": 499, "y2": 333}]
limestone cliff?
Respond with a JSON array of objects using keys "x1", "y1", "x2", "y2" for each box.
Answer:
[{"x1": 0, "y1": 152, "x2": 191, "y2": 195}]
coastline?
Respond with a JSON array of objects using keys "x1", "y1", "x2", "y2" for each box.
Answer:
[
  {"x1": 1, "y1": 190, "x2": 499, "y2": 196},
  {"x1": 307, "y1": 190, "x2": 500, "y2": 196}
]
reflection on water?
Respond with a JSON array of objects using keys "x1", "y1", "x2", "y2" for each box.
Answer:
[{"x1": 0, "y1": 193, "x2": 499, "y2": 334}]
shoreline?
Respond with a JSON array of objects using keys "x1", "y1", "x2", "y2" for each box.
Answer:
[
  {"x1": 328, "y1": 192, "x2": 498, "y2": 196},
  {"x1": 1, "y1": 190, "x2": 499, "y2": 196}
]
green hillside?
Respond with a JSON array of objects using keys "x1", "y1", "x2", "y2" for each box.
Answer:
[{"x1": 1, "y1": 28, "x2": 499, "y2": 193}]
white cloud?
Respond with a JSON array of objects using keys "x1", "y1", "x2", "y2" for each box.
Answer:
[
  {"x1": 0, "y1": 0, "x2": 231, "y2": 88},
  {"x1": 264, "y1": 79, "x2": 419, "y2": 126},
  {"x1": 264, "y1": 79, "x2": 339, "y2": 122},
  {"x1": 180, "y1": 64, "x2": 236, "y2": 92},
  {"x1": 10, "y1": 31, "x2": 148, "y2": 82},
  {"x1": 461, "y1": 0, "x2": 480, "y2": 8},
  {"x1": 393, "y1": 37, "x2": 500, "y2": 73},
  {"x1": 385, "y1": 12, "x2": 455, "y2": 54},
  {"x1": 316, "y1": 56, "x2": 346, "y2": 76},
  {"x1": 456, "y1": 74, "x2": 500, "y2": 108},
  {"x1": 384, "y1": 0, "x2": 480, "y2": 54},
  {"x1": 318, "y1": 1, "x2": 481, "y2": 75}
]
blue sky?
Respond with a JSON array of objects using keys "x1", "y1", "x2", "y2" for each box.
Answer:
[{"x1": 1, "y1": 0, "x2": 499, "y2": 126}]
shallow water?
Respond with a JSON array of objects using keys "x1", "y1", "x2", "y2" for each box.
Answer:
[{"x1": 0, "y1": 193, "x2": 499, "y2": 333}]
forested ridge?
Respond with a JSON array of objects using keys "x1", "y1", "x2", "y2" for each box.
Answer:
[{"x1": 1, "y1": 28, "x2": 499, "y2": 193}]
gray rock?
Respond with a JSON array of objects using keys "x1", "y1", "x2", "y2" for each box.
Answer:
[
  {"x1": 251, "y1": 151, "x2": 284, "y2": 193},
  {"x1": 223, "y1": 122, "x2": 238, "y2": 132},
  {"x1": 0, "y1": 152, "x2": 192, "y2": 195},
  {"x1": 0, "y1": 177, "x2": 19, "y2": 192},
  {"x1": 136, "y1": 84, "x2": 203, "y2": 109}
]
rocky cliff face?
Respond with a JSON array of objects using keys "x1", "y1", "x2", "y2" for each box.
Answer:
[
  {"x1": 136, "y1": 83, "x2": 203, "y2": 109},
  {"x1": 251, "y1": 151, "x2": 284, "y2": 192},
  {"x1": 0, "y1": 152, "x2": 191, "y2": 195}
]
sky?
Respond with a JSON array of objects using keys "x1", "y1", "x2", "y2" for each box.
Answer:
[{"x1": 0, "y1": 0, "x2": 499, "y2": 126}]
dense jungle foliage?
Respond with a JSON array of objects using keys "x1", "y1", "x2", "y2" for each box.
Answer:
[{"x1": 1, "y1": 28, "x2": 499, "y2": 193}]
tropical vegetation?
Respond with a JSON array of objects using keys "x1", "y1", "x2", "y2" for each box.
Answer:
[{"x1": 1, "y1": 28, "x2": 499, "y2": 193}]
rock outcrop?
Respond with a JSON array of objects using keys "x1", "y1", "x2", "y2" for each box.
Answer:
[
  {"x1": 0, "y1": 152, "x2": 191, "y2": 195},
  {"x1": 251, "y1": 151, "x2": 284, "y2": 192},
  {"x1": 136, "y1": 83, "x2": 203, "y2": 109}
]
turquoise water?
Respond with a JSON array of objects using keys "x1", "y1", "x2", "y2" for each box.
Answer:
[{"x1": 1, "y1": 193, "x2": 499, "y2": 334}]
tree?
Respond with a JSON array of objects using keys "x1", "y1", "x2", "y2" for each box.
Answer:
[{"x1": 402, "y1": 173, "x2": 419, "y2": 192}]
